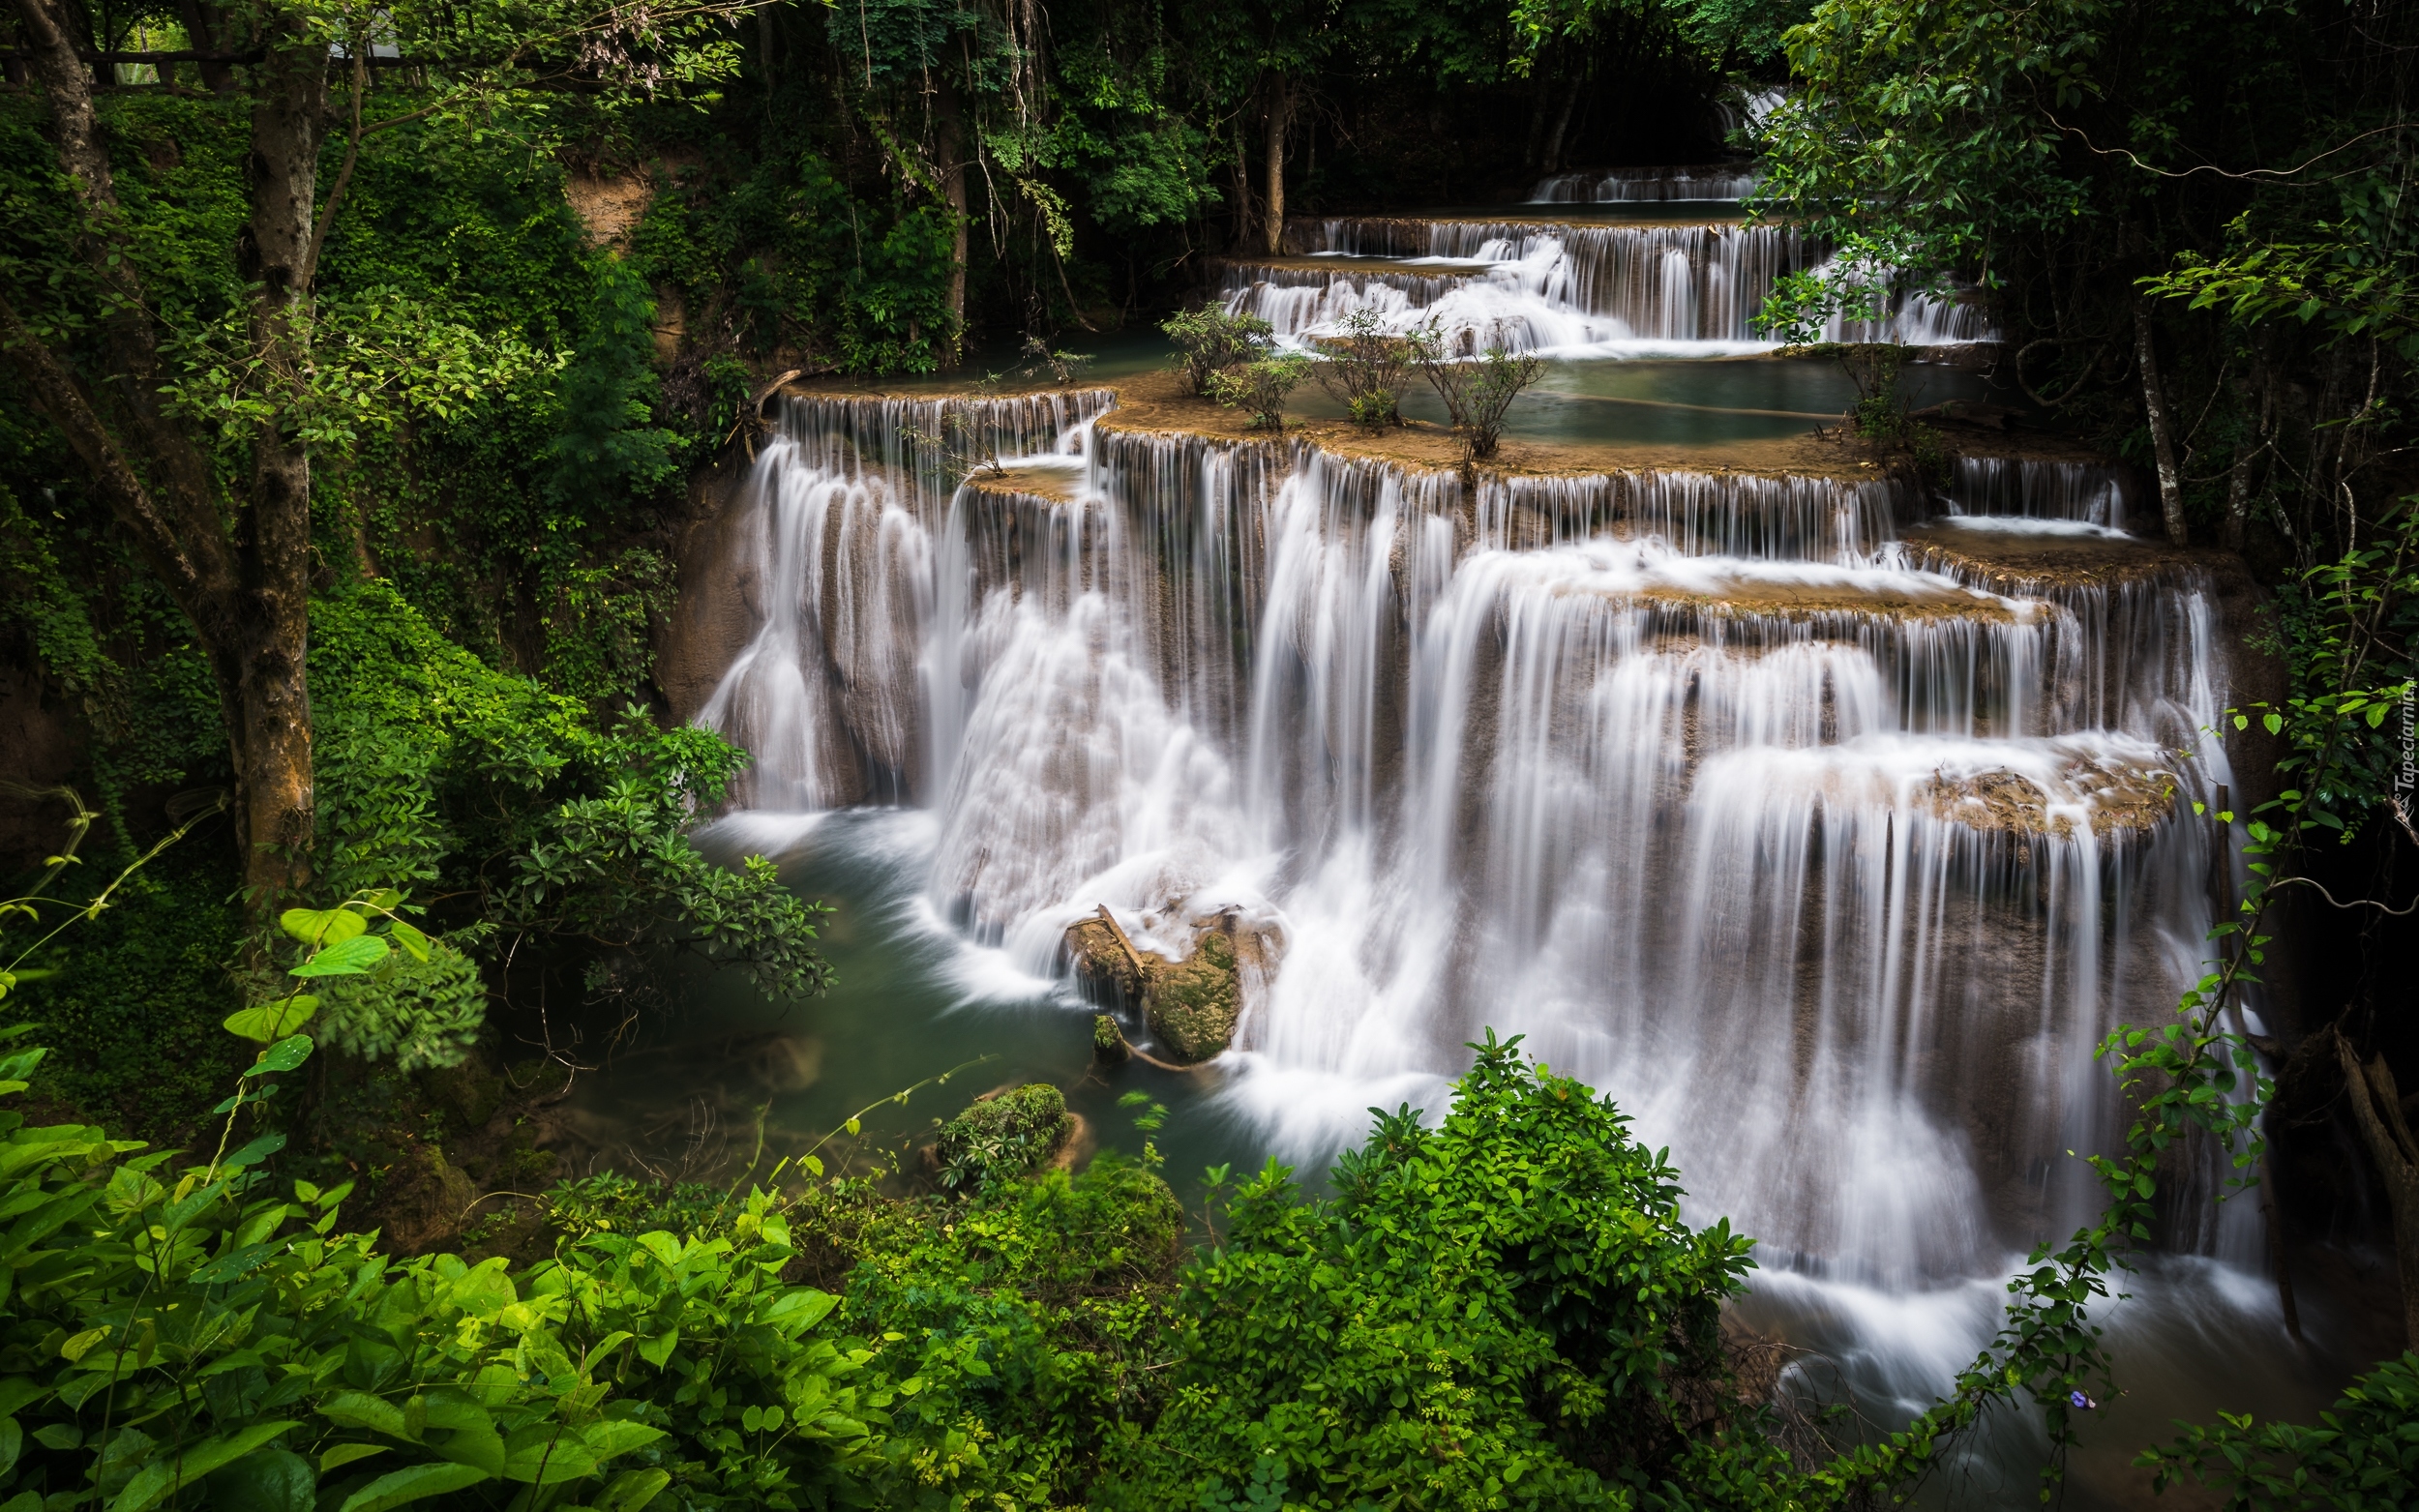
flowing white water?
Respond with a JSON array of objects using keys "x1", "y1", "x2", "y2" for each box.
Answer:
[
  {"x1": 1216, "y1": 217, "x2": 1991, "y2": 349},
  {"x1": 696, "y1": 392, "x2": 2239, "y2": 1290},
  {"x1": 1530, "y1": 163, "x2": 1761, "y2": 203}
]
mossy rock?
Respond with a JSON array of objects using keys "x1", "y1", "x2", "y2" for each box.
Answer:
[
  {"x1": 1145, "y1": 931, "x2": 1239, "y2": 1064},
  {"x1": 1066, "y1": 915, "x2": 1145, "y2": 1002},
  {"x1": 935, "y1": 1083, "x2": 1076, "y2": 1194}
]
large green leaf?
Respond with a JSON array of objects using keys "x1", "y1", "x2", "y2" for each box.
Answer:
[
  {"x1": 578, "y1": 1420, "x2": 667, "y2": 1460},
  {"x1": 204, "y1": 1447, "x2": 315, "y2": 1512},
  {"x1": 319, "y1": 1390, "x2": 414, "y2": 1442},
  {"x1": 502, "y1": 1426, "x2": 599, "y2": 1484},
  {"x1": 280, "y1": 907, "x2": 366, "y2": 948},
  {"x1": 291, "y1": 935, "x2": 391, "y2": 978},
  {"x1": 246, "y1": 1035, "x2": 315, "y2": 1077},
  {"x1": 337, "y1": 1461, "x2": 493, "y2": 1512},
  {"x1": 596, "y1": 1468, "x2": 672, "y2": 1512},
  {"x1": 107, "y1": 1419, "x2": 299, "y2": 1512},
  {"x1": 223, "y1": 997, "x2": 317, "y2": 1044}
]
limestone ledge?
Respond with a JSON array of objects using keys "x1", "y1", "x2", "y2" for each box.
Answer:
[
  {"x1": 1899, "y1": 521, "x2": 2212, "y2": 592},
  {"x1": 1922, "y1": 756, "x2": 2180, "y2": 839}
]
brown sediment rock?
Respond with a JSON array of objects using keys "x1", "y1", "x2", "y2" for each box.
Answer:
[
  {"x1": 1922, "y1": 756, "x2": 2179, "y2": 839},
  {"x1": 1900, "y1": 521, "x2": 2201, "y2": 593},
  {"x1": 777, "y1": 363, "x2": 2137, "y2": 489},
  {"x1": 966, "y1": 465, "x2": 1080, "y2": 505},
  {"x1": 653, "y1": 450, "x2": 762, "y2": 725},
  {"x1": 1094, "y1": 368, "x2": 1889, "y2": 481},
  {"x1": 564, "y1": 166, "x2": 653, "y2": 248},
  {"x1": 1627, "y1": 581, "x2": 2015, "y2": 623}
]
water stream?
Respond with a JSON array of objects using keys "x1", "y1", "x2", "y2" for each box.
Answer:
[{"x1": 570, "y1": 171, "x2": 2374, "y2": 1508}]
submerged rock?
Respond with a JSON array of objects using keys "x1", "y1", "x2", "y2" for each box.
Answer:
[{"x1": 1092, "y1": 1013, "x2": 1130, "y2": 1066}]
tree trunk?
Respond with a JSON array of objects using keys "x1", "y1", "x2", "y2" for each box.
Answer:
[
  {"x1": 2336, "y1": 1032, "x2": 2419, "y2": 1349},
  {"x1": 176, "y1": 0, "x2": 234, "y2": 95},
  {"x1": 2223, "y1": 355, "x2": 2274, "y2": 553},
  {"x1": 2133, "y1": 294, "x2": 2189, "y2": 547},
  {"x1": 227, "y1": 30, "x2": 327, "y2": 910},
  {"x1": 1264, "y1": 75, "x2": 1294, "y2": 256},
  {"x1": 14, "y1": 0, "x2": 324, "y2": 922},
  {"x1": 935, "y1": 74, "x2": 969, "y2": 363},
  {"x1": 1541, "y1": 74, "x2": 1584, "y2": 173}
]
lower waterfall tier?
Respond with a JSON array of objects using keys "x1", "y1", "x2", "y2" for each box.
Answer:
[{"x1": 677, "y1": 385, "x2": 2248, "y2": 1296}]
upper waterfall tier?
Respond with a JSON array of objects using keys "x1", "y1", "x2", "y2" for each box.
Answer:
[
  {"x1": 1217, "y1": 216, "x2": 1992, "y2": 349},
  {"x1": 1530, "y1": 163, "x2": 1760, "y2": 203},
  {"x1": 682, "y1": 380, "x2": 2238, "y2": 1291}
]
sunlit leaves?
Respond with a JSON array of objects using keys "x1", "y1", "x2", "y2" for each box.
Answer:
[{"x1": 157, "y1": 287, "x2": 566, "y2": 457}]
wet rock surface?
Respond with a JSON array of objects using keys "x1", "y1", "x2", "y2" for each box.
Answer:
[{"x1": 1066, "y1": 906, "x2": 1268, "y2": 1064}]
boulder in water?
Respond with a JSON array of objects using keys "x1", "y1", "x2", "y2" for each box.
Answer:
[
  {"x1": 1146, "y1": 930, "x2": 1241, "y2": 1063},
  {"x1": 1063, "y1": 904, "x2": 1255, "y2": 1064}
]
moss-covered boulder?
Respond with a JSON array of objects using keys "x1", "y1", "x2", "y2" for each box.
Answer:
[
  {"x1": 1062, "y1": 906, "x2": 1251, "y2": 1064},
  {"x1": 1145, "y1": 930, "x2": 1240, "y2": 1063},
  {"x1": 935, "y1": 1082, "x2": 1076, "y2": 1194}
]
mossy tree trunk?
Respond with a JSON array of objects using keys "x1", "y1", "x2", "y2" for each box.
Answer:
[{"x1": 9, "y1": 0, "x2": 326, "y2": 920}]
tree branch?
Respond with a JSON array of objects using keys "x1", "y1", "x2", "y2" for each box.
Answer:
[
  {"x1": 303, "y1": 37, "x2": 370, "y2": 288},
  {"x1": 0, "y1": 294, "x2": 229, "y2": 631}
]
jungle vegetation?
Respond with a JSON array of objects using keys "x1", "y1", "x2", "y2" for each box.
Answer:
[{"x1": 0, "y1": 0, "x2": 2411, "y2": 1508}]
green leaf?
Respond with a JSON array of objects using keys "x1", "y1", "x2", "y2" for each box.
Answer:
[
  {"x1": 205, "y1": 1447, "x2": 315, "y2": 1512},
  {"x1": 248, "y1": 1035, "x2": 314, "y2": 1077},
  {"x1": 292, "y1": 935, "x2": 391, "y2": 978},
  {"x1": 188, "y1": 1241, "x2": 280, "y2": 1286},
  {"x1": 320, "y1": 1443, "x2": 389, "y2": 1473},
  {"x1": 337, "y1": 1461, "x2": 493, "y2": 1512},
  {"x1": 578, "y1": 1421, "x2": 666, "y2": 1460},
  {"x1": 503, "y1": 1426, "x2": 599, "y2": 1484},
  {"x1": 282, "y1": 907, "x2": 367, "y2": 948},
  {"x1": 635, "y1": 1330, "x2": 677, "y2": 1368},
  {"x1": 389, "y1": 919, "x2": 432, "y2": 963},
  {"x1": 321, "y1": 1390, "x2": 415, "y2": 1442},
  {"x1": 597, "y1": 1468, "x2": 672, "y2": 1512},
  {"x1": 224, "y1": 997, "x2": 318, "y2": 1044},
  {"x1": 109, "y1": 1419, "x2": 300, "y2": 1512}
]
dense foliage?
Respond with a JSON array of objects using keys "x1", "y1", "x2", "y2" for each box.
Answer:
[{"x1": 0, "y1": 7, "x2": 2414, "y2": 1512}]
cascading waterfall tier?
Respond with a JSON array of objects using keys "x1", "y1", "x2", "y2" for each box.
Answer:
[
  {"x1": 696, "y1": 389, "x2": 1116, "y2": 810},
  {"x1": 1215, "y1": 215, "x2": 1993, "y2": 350},
  {"x1": 1530, "y1": 163, "x2": 1760, "y2": 203},
  {"x1": 693, "y1": 388, "x2": 2235, "y2": 1292}
]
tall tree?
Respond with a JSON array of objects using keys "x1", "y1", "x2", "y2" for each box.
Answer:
[{"x1": 1, "y1": 0, "x2": 754, "y2": 919}]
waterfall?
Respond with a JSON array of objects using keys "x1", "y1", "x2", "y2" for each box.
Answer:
[
  {"x1": 1530, "y1": 163, "x2": 1760, "y2": 203},
  {"x1": 695, "y1": 391, "x2": 2235, "y2": 1290},
  {"x1": 1217, "y1": 217, "x2": 1993, "y2": 349}
]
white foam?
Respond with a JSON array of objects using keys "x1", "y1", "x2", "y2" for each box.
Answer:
[{"x1": 1934, "y1": 515, "x2": 2135, "y2": 541}]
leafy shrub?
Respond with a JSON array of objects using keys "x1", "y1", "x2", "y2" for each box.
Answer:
[
  {"x1": 312, "y1": 940, "x2": 488, "y2": 1073},
  {"x1": 2138, "y1": 1352, "x2": 2419, "y2": 1509},
  {"x1": 1205, "y1": 353, "x2": 1311, "y2": 430},
  {"x1": 1416, "y1": 321, "x2": 1547, "y2": 462},
  {"x1": 1311, "y1": 309, "x2": 1418, "y2": 428},
  {"x1": 311, "y1": 583, "x2": 833, "y2": 1003},
  {"x1": 543, "y1": 1171, "x2": 726, "y2": 1242},
  {"x1": 0, "y1": 1042, "x2": 897, "y2": 1512},
  {"x1": 1102, "y1": 1031, "x2": 1766, "y2": 1509},
  {"x1": 9, "y1": 847, "x2": 243, "y2": 1139},
  {"x1": 934, "y1": 1083, "x2": 1075, "y2": 1194},
  {"x1": 1163, "y1": 305, "x2": 1276, "y2": 396}
]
